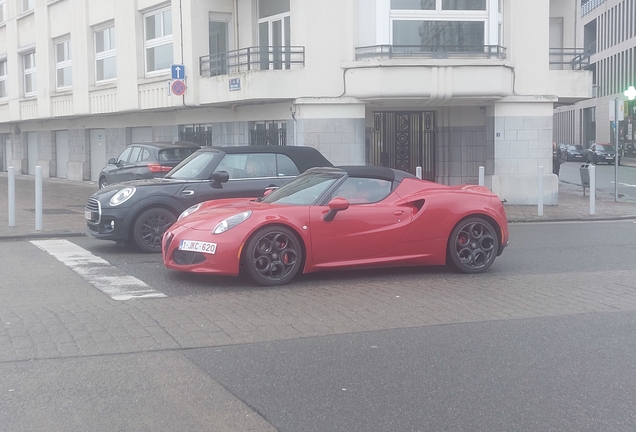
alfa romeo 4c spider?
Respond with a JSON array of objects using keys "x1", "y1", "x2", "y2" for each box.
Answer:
[{"x1": 162, "y1": 166, "x2": 509, "y2": 286}]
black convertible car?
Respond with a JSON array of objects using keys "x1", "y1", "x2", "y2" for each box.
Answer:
[{"x1": 84, "y1": 145, "x2": 333, "y2": 252}]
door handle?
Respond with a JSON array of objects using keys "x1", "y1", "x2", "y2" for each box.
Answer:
[
  {"x1": 181, "y1": 190, "x2": 195, "y2": 196},
  {"x1": 393, "y1": 210, "x2": 404, "y2": 216}
]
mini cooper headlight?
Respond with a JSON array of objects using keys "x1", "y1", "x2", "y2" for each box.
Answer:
[
  {"x1": 213, "y1": 211, "x2": 252, "y2": 234},
  {"x1": 108, "y1": 187, "x2": 136, "y2": 206},
  {"x1": 178, "y1": 203, "x2": 202, "y2": 221}
]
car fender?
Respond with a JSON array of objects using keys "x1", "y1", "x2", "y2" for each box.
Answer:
[{"x1": 121, "y1": 195, "x2": 188, "y2": 234}]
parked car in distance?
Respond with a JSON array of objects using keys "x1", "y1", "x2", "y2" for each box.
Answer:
[
  {"x1": 98, "y1": 141, "x2": 200, "y2": 189},
  {"x1": 586, "y1": 143, "x2": 621, "y2": 165},
  {"x1": 163, "y1": 166, "x2": 509, "y2": 286},
  {"x1": 85, "y1": 145, "x2": 333, "y2": 253},
  {"x1": 561, "y1": 144, "x2": 586, "y2": 162}
]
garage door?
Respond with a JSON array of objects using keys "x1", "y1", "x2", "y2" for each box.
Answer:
[
  {"x1": 89, "y1": 129, "x2": 107, "y2": 182},
  {"x1": 131, "y1": 127, "x2": 152, "y2": 143},
  {"x1": 27, "y1": 132, "x2": 38, "y2": 175},
  {"x1": 55, "y1": 130, "x2": 69, "y2": 178}
]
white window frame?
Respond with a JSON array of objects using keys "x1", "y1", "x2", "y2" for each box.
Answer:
[
  {"x1": 143, "y1": 6, "x2": 173, "y2": 76},
  {"x1": 55, "y1": 38, "x2": 72, "y2": 89},
  {"x1": 0, "y1": 58, "x2": 7, "y2": 99},
  {"x1": 22, "y1": 51, "x2": 36, "y2": 97},
  {"x1": 385, "y1": 0, "x2": 497, "y2": 46},
  {"x1": 94, "y1": 24, "x2": 117, "y2": 83},
  {"x1": 21, "y1": 0, "x2": 34, "y2": 14},
  {"x1": 0, "y1": 0, "x2": 7, "y2": 23}
]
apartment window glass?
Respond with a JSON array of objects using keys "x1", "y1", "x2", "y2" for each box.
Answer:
[
  {"x1": 144, "y1": 7, "x2": 173, "y2": 74},
  {"x1": 0, "y1": 59, "x2": 6, "y2": 98},
  {"x1": 390, "y1": 0, "x2": 491, "y2": 49},
  {"x1": 55, "y1": 39, "x2": 72, "y2": 89},
  {"x1": 258, "y1": 0, "x2": 291, "y2": 70},
  {"x1": 95, "y1": 26, "x2": 116, "y2": 81},
  {"x1": 21, "y1": 0, "x2": 33, "y2": 13},
  {"x1": 0, "y1": 0, "x2": 6, "y2": 23},
  {"x1": 22, "y1": 52, "x2": 36, "y2": 96}
]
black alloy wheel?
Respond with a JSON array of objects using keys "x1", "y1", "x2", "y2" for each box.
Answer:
[
  {"x1": 132, "y1": 208, "x2": 177, "y2": 253},
  {"x1": 245, "y1": 226, "x2": 303, "y2": 286},
  {"x1": 447, "y1": 217, "x2": 499, "y2": 274},
  {"x1": 99, "y1": 177, "x2": 108, "y2": 189}
]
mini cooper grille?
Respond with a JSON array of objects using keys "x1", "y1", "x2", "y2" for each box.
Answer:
[
  {"x1": 173, "y1": 250, "x2": 206, "y2": 265},
  {"x1": 85, "y1": 198, "x2": 101, "y2": 224},
  {"x1": 86, "y1": 198, "x2": 100, "y2": 212}
]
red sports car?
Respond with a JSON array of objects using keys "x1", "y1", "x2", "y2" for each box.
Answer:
[{"x1": 162, "y1": 166, "x2": 509, "y2": 286}]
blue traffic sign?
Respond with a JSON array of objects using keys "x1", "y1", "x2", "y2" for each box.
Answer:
[{"x1": 171, "y1": 64, "x2": 185, "y2": 80}]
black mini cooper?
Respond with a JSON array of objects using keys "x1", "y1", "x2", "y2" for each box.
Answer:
[{"x1": 85, "y1": 145, "x2": 333, "y2": 252}]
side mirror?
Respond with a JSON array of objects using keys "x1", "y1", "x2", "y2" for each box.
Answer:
[
  {"x1": 323, "y1": 197, "x2": 349, "y2": 222},
  {"x1": 210, "y1": 171, "x2": 230, "y2": 188},
  {"x1": 108, "y1": 158, "x2": 117, "y2": 165}
]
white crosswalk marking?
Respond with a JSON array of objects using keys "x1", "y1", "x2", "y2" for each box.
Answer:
[{"x1": 30, "y1": 239, "x2": 167, "y2": 300}]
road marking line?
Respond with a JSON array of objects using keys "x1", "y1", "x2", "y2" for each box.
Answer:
[{"x1": 30, "y1": 239, "x2": 167, "y2": 300}]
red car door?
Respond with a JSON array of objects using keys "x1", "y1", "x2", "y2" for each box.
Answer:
[{"x1": 308, "y1": 203, "x2": 413, "y2": 265}]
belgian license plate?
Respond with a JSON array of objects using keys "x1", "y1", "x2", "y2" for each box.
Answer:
[
  {"x1": 84, "y1": 210, "x2": 92, "y2": 220},
  {"x1": 179, "y1": 240, "x2": 217, "y2": 254}
]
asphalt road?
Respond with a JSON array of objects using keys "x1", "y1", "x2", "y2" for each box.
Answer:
[
  {"x1": 2, "y1": 221, "x2": 636, "y2": 431},
  {"x1": 559, "y1": 161, "x2": 636, "y2": 200}
]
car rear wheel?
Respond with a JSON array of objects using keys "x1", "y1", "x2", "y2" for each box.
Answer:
[
  {"x1": 99, "y1": 177, "x2": 108, "y2": 189},
  {"x1": 245, "y1": 226, "x2": 302, "y2": 286},
  {"x1": 447, "y1": 217, "x2": 499, "y2": 274},
  {"x1": 132, "y1": 208, "x2": 176, "y2": 253}
]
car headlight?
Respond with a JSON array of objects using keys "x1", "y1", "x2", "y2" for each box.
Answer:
[
  {"x1": 178, "y1": 203, "x2": 202, "y2": 221},
  {"x1": 212, "y1": 211, "x2": 252, "y2": 234},
  {"x1": 108, "y1": 187, "x2": 136, "y2": 206}
]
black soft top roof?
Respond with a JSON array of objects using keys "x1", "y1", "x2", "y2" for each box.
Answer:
[
  {"x1": 199, "y1": 145, "x2": 333, "y2": 172},
  {"x1": 308, "y1": 165, "x2": 416, "y2": 183}
]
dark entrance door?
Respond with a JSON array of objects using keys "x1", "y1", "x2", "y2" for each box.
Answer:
[{"x1": 371, "y1": 112, "x2": 435, "y2": 181}]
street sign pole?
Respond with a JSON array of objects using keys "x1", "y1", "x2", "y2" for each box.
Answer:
[{"x1": 615, "y1": 97, "x2": 619, "y2": 202}]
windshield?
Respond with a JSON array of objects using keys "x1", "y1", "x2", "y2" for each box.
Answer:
[
  {"x1": 165, "y1": 151, "x2": 218, "y2": 180},
  {"x1": 260, "y1": 172, "x2": 342, "y2": 205},
  {"x1": 596, "y1": 145, "x2": 615, "y2": 152}
]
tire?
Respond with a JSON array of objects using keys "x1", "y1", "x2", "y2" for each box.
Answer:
[
  {"x1": 132, "y1": 208, "x2": 177, "y2": 253},
  {"x1": 99, "y1": 177, "x2": 108, "y2": 189},
  {"x1": 244, "y1": 226, "x2": 303, "y2": 286},
  {"x1": 447, "y1": 217, "x2": 499, "y2": 274}
]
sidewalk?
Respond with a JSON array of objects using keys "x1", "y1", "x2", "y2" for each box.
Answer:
[{"x1": 1, "y1": 169, "x2": 636, "y2": 240}]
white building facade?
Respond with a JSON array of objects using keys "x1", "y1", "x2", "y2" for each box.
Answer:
[
  {"x1": 0, "y1": 0, "x2": 591, "y2": 204},
  {"x1": 554, "y1": 0, "x2": 636, "y2": 156}
]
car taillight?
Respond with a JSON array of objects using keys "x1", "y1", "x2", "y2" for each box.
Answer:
[{"x1": 148, "y1": 163, "x2": 172, "y2": 173}]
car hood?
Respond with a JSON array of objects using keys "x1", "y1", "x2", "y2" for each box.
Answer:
[
  {"x1": 173, "y1": 198, "x2": 278, "y2": 231},
  {"x1": 89, "y1": 177, "x2": 194, "y2": 200}
]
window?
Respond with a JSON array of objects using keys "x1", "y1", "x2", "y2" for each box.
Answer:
[
  {"x1": 22, "y1": 52, "x2": 36, "y2": 97},
  {"x1": 55, "y1": 39, "x2": 72, "y2": 89},
  {"x1": 389, "y1": 0, "x2": 492, "y2": 52},
  {"x1": 21, "y1": 0, "x2": 33, "y2": 13},
  {"x1": 0, "y1": 0, "x2": 6, "y2": 23},
  {"x1": 144, "y1": 7, "x2": 173, "y2": 75},
  {"x1": 0, "y1": 59, "x2": 7, "y2": 99},
  {"x1": 116, "y1": 147, "x2": 133, "y2": 164},
  {"x1": 95, "y1": 26, "x2": 116, "y2": 82},
  {"x1": 258, "y1": 0, "x2": 290, "y2": 70},
  {"x1": 208, "y1": 17, "x2": 229, "y2": 76},
  {"x1": 332, "y1": 177, "x2": 392, "y2": 204},
  {"x1": 217, "y1": 153, "x2": 277, "y2": 179}
]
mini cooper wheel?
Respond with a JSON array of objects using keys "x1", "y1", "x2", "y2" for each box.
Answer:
[
  {"x1": 448, "y1": 217, "x2": 499, "y2": 274},
  {"x1": 99, "y1": 177, "x2": 108, "y2": 189},
  {"x1": 132, "y1": 208, "x2": 177, "y2": 253},
  {"x1": 245, "y1": 226, "x2": 303, "y2": 286}
]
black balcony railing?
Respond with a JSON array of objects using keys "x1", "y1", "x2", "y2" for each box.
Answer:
[
  {"x1": 549, "y1": 48, "x2": 591, "y2": 70},
  {"x1": 200, "y1": 46, "x2": 305, "y2": 77},
  {"x1": 355, "y1": 44, "x2": 507, "y2": 60},
  {"x1": 249, "y1": 129, "x2": 287, "y2": 146}
]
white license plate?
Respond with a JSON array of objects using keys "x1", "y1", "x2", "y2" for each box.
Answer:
[
  {"x1": 84, "y1": 210, "x2": 92, "y2": 220},
  {"x1": 179, "y1": 240, "x2": 217, "y2": 254}
]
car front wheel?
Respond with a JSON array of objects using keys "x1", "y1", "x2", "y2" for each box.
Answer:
[
  {"x1": 447, "y1": 217, "x2": 499, "y2": 274},
  {"x1": 244, "y1": 226, "x2": 303, "y2": 286},
  {"x1": 99, "y1": 177, "x2": 108, "y2": 189},
  {"x1": 132, "y1": 208, "x2": 177, "y2": 253}
]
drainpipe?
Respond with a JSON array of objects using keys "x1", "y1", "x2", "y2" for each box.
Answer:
[{"x1": 234, "y1": 0, "x2": 239, "y2": 49}]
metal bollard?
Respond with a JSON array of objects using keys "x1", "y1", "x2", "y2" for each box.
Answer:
[
  {"x1": 8, "y1": 166, "x2": 15, "y2": 227},
  {"x1": 35, "y1": 166, "x2": 42, "y2": 231},
  {"x1": 589, "y1": 164, "x2": 595, "y2": 215},
  {"x1": 416, "y1": 166, "x2": 422, "y2": 179},
  {"x1": 537, "y1": 166, "x2": 543, "y2": 216},
  {"x1": 478, "y1": 166, "x2": 485, "y2": 186}
]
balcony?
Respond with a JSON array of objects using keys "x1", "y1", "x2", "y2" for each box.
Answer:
[
  {"x1": 199, "y1": 46, "x2": 305, "y2": 77},
  {"x1": 355, "y1": 45, "x2": 506, "y2": 61},
  {"x1": 549, "y1": 48, "x2": 591, "y2": 70},
  {"x1": 581, "y1": 0, "x2": 607, "y2": 17}
]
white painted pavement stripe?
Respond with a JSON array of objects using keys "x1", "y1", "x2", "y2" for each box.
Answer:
[{"x1": 30, "y1": 239, "x2": 167, "y2": 300}]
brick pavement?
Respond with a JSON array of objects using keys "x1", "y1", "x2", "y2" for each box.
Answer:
[{"x1": 1, "y1": 169, "x2": 636, "y2": 364}]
